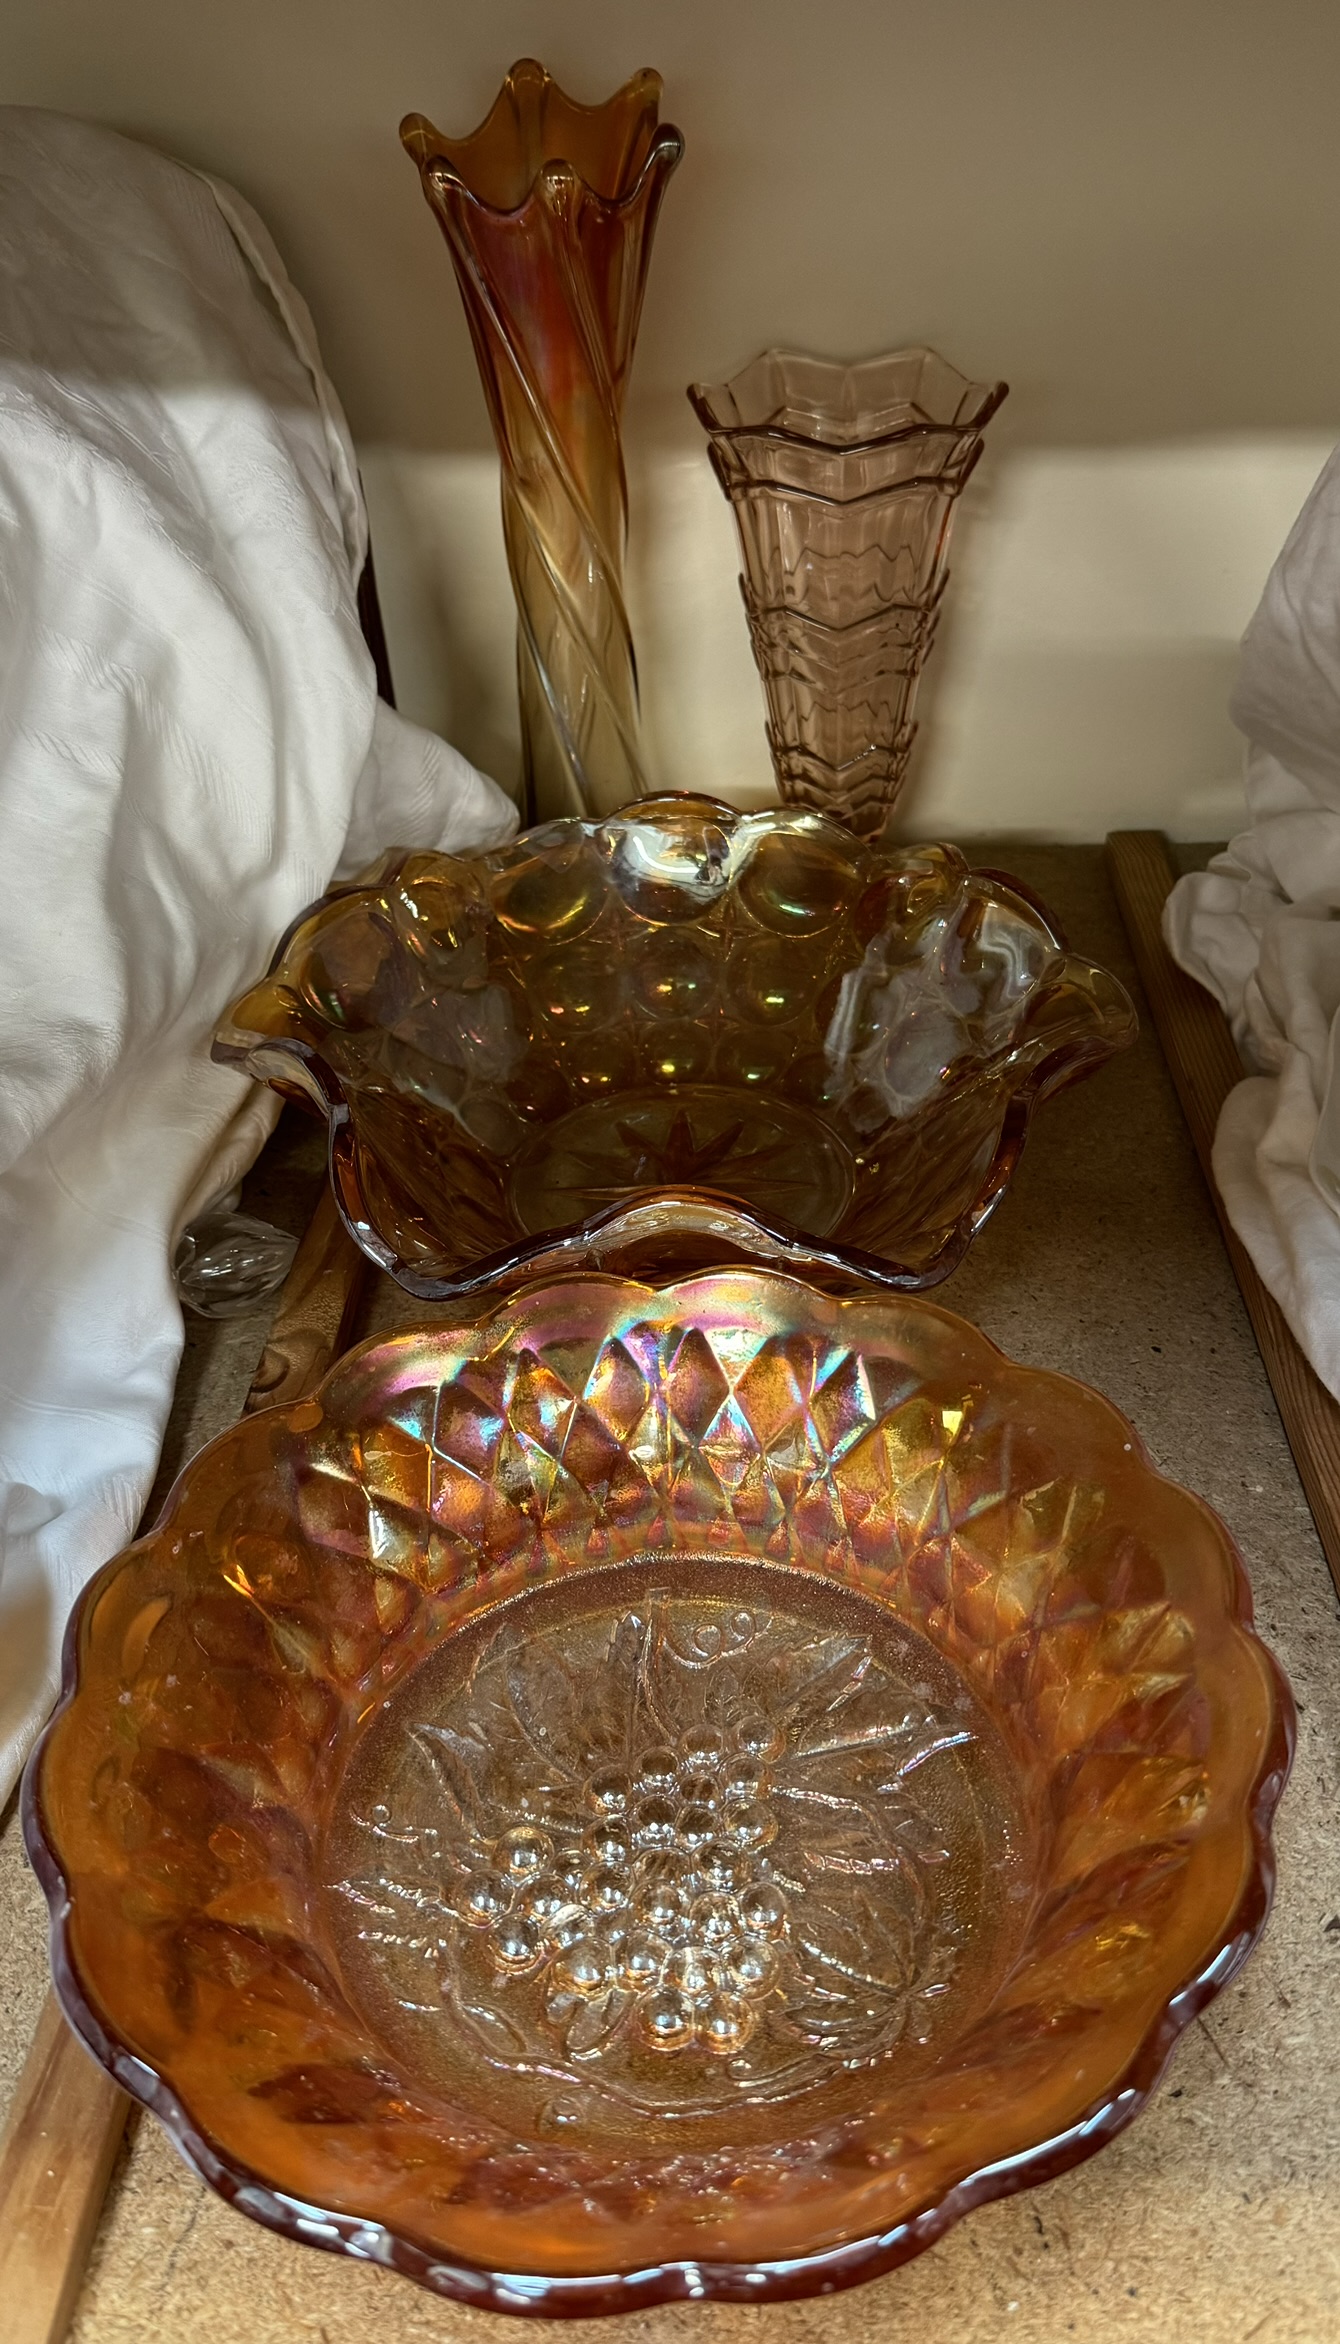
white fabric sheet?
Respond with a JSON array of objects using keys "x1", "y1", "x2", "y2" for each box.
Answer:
[
  {"x1": 0, "y1": 108, "x2": 516, "y2": 1801},
  {"x1": 1164, "y1": 442, "x2": 1340, "y2": 1397}
]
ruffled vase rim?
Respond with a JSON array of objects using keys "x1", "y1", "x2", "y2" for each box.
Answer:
[{"x1": 401, "y1": 56, "x2": 684, "y2": 221}]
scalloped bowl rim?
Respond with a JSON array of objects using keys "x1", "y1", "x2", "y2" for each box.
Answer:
[
  {"x1": 24, "y1": 1269, "x2": 1292, "y2": 2315},
  {"x1": 212, "y1": 797, "x2": 1136, "y2": 1302}
]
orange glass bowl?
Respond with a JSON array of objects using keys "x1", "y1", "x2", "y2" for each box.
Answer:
[
  {"x1": 212, "y1": 796, "x2": 1136, "y2": 1301},
  {"x1": 27, "y1": 1272, "x2": 1291, "y2": 2314}
]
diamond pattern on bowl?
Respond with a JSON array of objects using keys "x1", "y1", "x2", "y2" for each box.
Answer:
[{"x1": 26, "y1": 1271, "x2": 1290, "y2": 2312}]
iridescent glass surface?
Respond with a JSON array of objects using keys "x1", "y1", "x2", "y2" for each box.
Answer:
[
  {"x1": 213, "y1": 796, "x2": 1135, "y2": 1300},
  {"x1": 27, "y1": 1271, "x2": 1292, "y2": 2311},
  {"x1": 403, "y1": 61, "x2": 682, "y2": 820}
]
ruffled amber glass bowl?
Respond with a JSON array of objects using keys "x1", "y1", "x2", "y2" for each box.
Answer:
[
  {"x1": 213, "y1": 796, "x2": 1135, "y2": 1299},
  {"x1": 27, "y1": 1271, "x2": 1290, "y2": 2314}
]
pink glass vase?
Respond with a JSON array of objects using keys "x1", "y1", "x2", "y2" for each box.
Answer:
[
  {"x1": 403, "y1": 61, "x2": 683, "y2": 821},
  {"x1": 689, "y1": 349, "x2": 1007, "y2": 837}
]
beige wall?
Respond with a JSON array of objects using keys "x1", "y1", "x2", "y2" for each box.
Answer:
[{"x1": 6, "y1": 0, "x2": 1340, "y2": 834}]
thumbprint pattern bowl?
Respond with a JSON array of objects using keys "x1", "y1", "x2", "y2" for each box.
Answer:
[
  {"x1": 27, "y1": 1271, "x2": 1290, "y2": 2313},
  {"x1": 213, "y1": 796, "x2": 1135, "y2": 1299}
]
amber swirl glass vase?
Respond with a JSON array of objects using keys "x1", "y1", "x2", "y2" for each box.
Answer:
[
  {"x1": 403, "y1": 61, "x2": 683, "y2": 821},
  {"x1": 689, "y1": 350, "x2": 1007, "y2": 837}
]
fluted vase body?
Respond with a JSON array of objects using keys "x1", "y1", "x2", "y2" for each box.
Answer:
[
  {"x1": 690, "y1": 350, "x2": 1006, "y2": 837},
  {"x1": 404, "y1": 61, "x2": 682, "y2": 820}
]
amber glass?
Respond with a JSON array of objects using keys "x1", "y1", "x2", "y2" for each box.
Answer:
[
  {"x1": 27, "y1": 1270, "x2": 1292, "y2": 2313},
  {"x1": 213, "y1": 795, "x2": 1134, "y2": 1301},
  {"x1": 402, "y1": 61, "x2": 682, "y2": 821},
  {"x1": 689, "y1": 352, "x2": 1007, "y2": 836}
]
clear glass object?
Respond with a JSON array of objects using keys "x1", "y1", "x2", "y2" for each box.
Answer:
[
  {"x1": 26, "y1": 1268, "x2": 1293, "y2": 2312},
  {"x1": 402, "y1": 60, "x2": 683, "y2": 823},
  {"x1": 212, "y1": 794, "x2": 1135, "y2": 1301},
  {"x1": 688, "y1": 350, "x2": 1007, "y2": 836},
  {"x1": 171, "y1": 1209, "x2": 296, "y2": 1319}
]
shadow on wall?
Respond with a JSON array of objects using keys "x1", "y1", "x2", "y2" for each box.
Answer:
[{"x1": 361, "y1": 432, "x2": 1337, "y2": 840}]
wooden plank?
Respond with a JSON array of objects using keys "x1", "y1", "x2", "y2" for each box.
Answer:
[
  {"x1": 243, "y1": 1183, "x2": 369, "y2": 1412},
  {"x1": 0, "y1": 1187, "x2": 367, "y2": 2344},
  {"x1": 1107, "y1": 828, "x2": 1340, "y2": 1600},
  {"x1": 0, "y1": 1994, "x2": 127, "y2": 2344}
]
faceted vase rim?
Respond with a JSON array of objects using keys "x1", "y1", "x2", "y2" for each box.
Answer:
[{"x1": 688, "y1": 346, "x2": 1008, "y2": 448}]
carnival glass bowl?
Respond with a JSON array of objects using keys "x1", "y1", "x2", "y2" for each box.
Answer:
[
  {"x1": 27, "y1": 1271, "x2": 1290, "y2": 2314},
  {"x1": 212, "y1": 796, "x2": 1135, "y2": 1300}
]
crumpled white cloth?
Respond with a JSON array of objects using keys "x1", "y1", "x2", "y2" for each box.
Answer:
[
  {"x1": 0, "y1": 108, "x2": 516, "y2": 1801},
  {"x1": 1165, "y1": 440, "x2": 1340, "y2": 1398}
]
